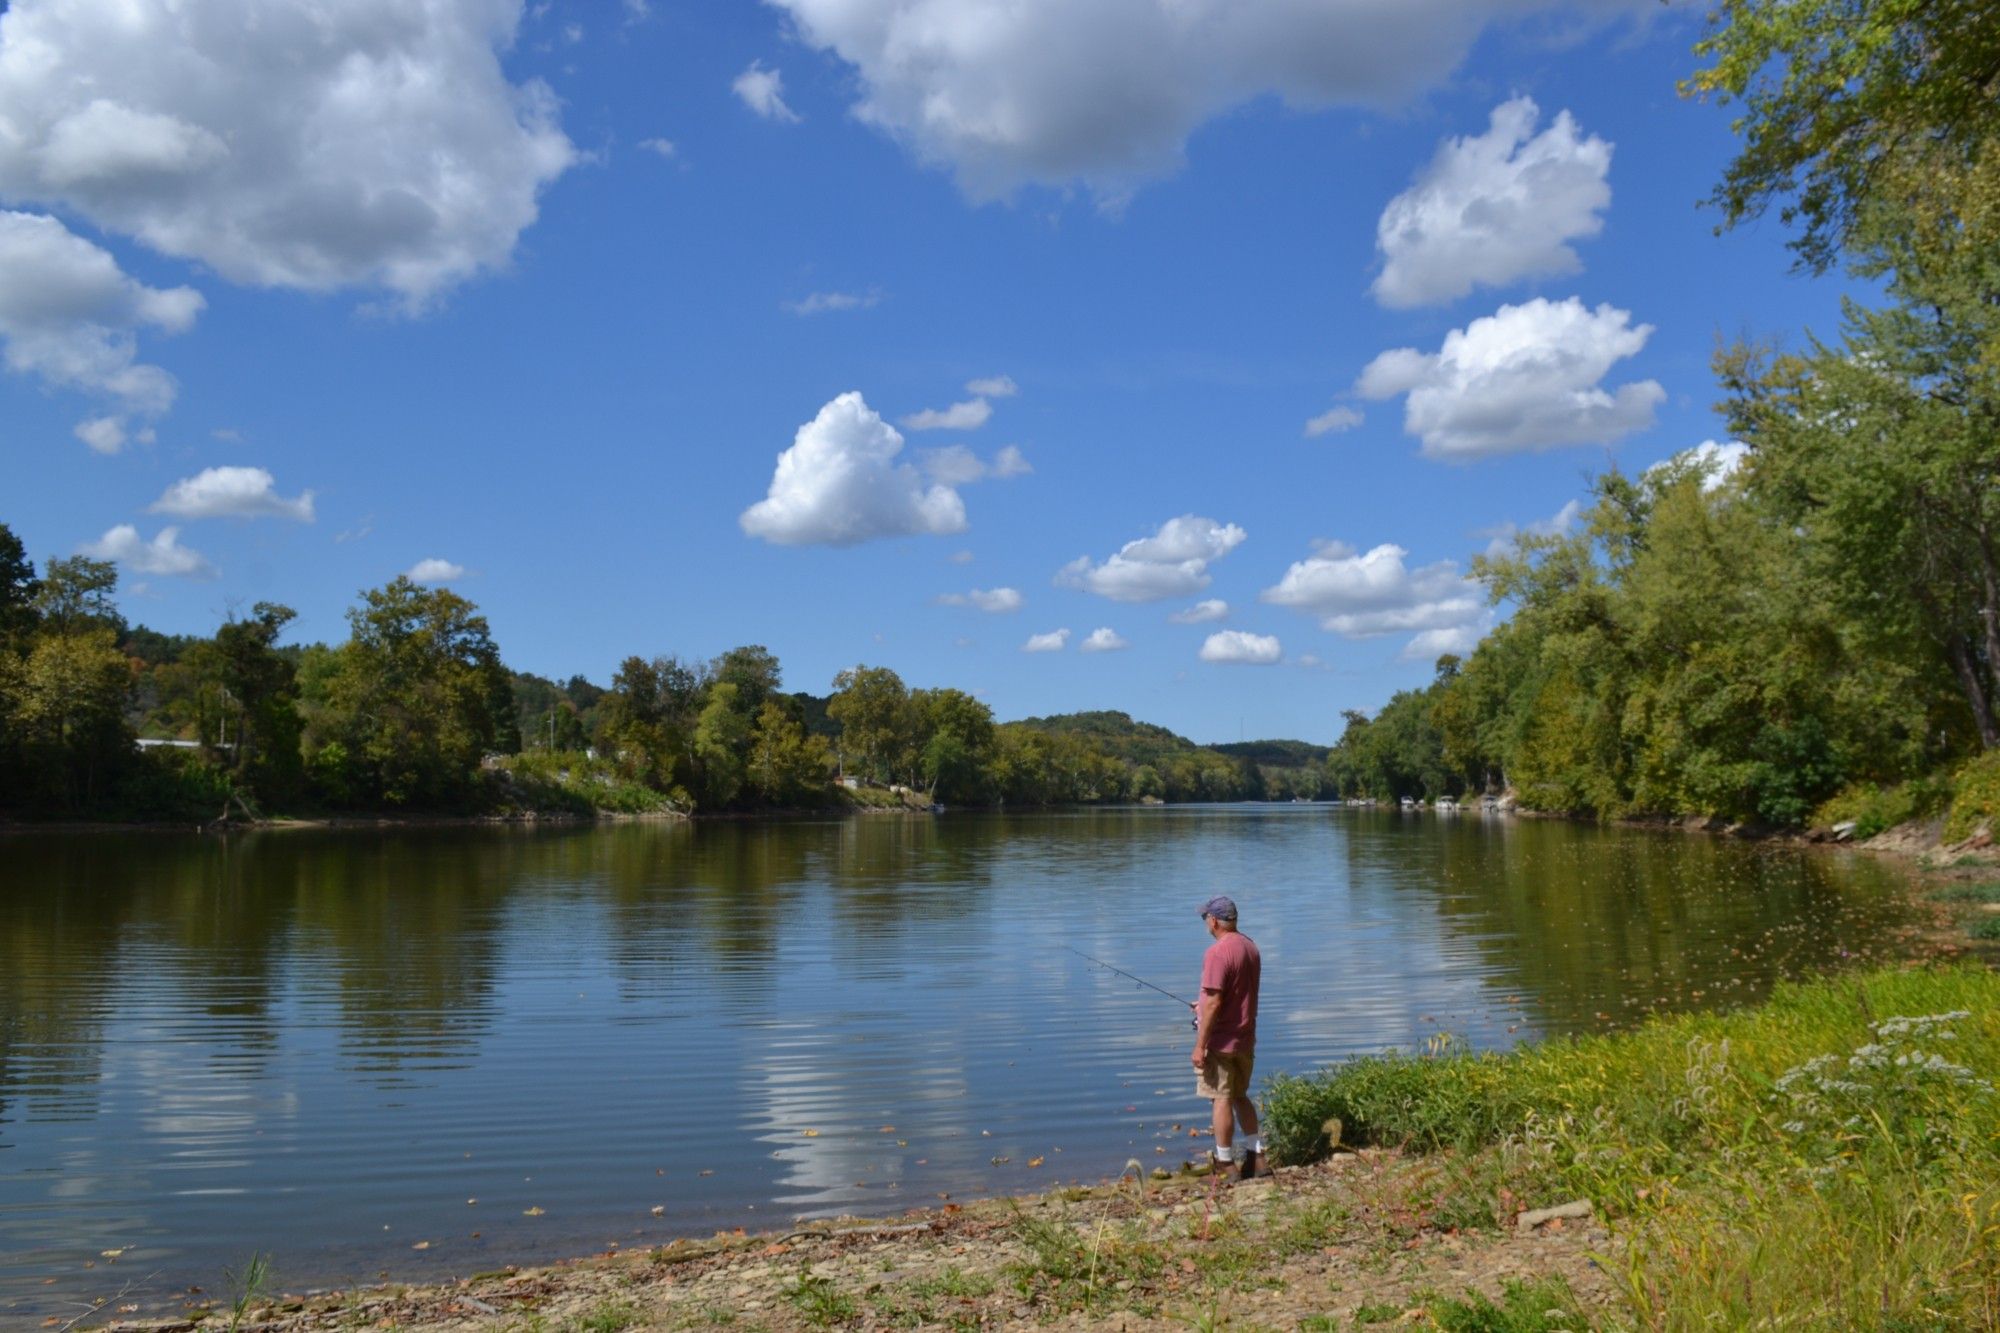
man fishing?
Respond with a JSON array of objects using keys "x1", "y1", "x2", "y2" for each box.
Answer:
[{"x1": 1192, "y1": 895, "x2": 1262, "y2": 1180}]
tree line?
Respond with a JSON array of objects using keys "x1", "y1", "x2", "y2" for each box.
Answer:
[{"x1": 0, "y1": 537, "x2": 1320, "y2": 820}]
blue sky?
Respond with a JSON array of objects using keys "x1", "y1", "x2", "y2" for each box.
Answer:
[{"x1": 1, "y1": 0, "x2": 1848, "y2": 744}]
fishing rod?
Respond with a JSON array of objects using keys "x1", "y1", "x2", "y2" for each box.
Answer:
[{"x1": 1064, "y1": 945, "x2": 1196, "y2": 1009}]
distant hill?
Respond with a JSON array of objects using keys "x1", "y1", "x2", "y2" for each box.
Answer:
[
  {"x1": 787, "y1": 691, "x2": 840, "y2": 739},
  {"x1": 1009, "y1": 710, "x2": 1198, "y2": 768},
  {"x1": 1012, "y1": 711, "x2": 1323, "y2": 771},
  {"x1": 1211, "y1": 739, "x2": 1331, "y2": 767}
]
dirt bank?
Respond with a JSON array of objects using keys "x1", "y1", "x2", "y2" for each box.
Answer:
[{"x1": 87, "y1": 1154, "x2": 1619, "y2": 1332}]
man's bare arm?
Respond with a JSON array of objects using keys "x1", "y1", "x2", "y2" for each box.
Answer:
[{"x1": 1192, "y1": 988, "x2": 1222, "y2": 1065}]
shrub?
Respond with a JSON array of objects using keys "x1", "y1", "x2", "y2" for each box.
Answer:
[
  {"x1": 110, "y1": 747, "x2": 238, "y2": 820},
  {"x1": 1426, "y1": 1278, "x2": 1595, "y2": 1333},
  {"x1": 1813, "y1": 774, "x2": 1951, "y2": 839},
  {"x1": 1266, "y1": 969, "x2": 1998, "y2": 1173},
  {"x1": 1945, "y1": 751, "x2": 2000, "y2": 843},
  {"x1": 1929, "y1": 883, "x2": 2000, "y2": 903},
  {"x1": 1262, "y1": 968, "x2": 2000, "y2": 1330},
  {"x1": 498, "y1": 750, "x2": 675, "y2": 815}
]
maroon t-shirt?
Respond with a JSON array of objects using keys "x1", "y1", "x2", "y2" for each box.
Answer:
[{"x1": 1200, "y1": 931, "x2": 1261, "y2": 1052}]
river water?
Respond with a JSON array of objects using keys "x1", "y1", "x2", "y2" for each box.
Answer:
[{"x1": 0, "y1": 807, "x2": 1920, "y2": 1322}]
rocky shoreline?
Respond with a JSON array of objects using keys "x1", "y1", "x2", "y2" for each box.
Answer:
[{"x1": 81, "y1": 1153, "x2": 1619, "y2": 1332}]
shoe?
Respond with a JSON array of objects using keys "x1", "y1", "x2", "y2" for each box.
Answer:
[{"x1": 1237, "y1": 1149, "x2": 1259, "y2": 1181}]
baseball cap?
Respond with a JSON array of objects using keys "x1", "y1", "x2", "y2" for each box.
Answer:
[{"x1": 1199, "y1": 895, "x2": 1237, "y2": 922}]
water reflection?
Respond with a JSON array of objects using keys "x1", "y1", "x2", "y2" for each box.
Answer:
[{"x1": 0, "y1": 809, "x2": 1919, "y2": 1321}]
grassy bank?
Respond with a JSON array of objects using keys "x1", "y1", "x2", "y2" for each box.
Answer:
[{"x1": 1266, "y1": 965, "x2": 2000, "y2": 1328}]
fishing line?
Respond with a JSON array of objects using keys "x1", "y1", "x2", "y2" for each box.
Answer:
[{"x1": 1064, "y1": 945, "x2": 1195, "y2": 1008}]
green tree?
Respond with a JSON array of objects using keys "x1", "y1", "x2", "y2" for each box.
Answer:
[
  {"x1": 1719, "y1": 223, "x2": 2000, "y2": 750},
  {"x1": 828, "y1": 664, "x2": 909, "y2": 784},
  {"x1": 308, "y1": 578, "x2": 513, "y2": 808},
  {"x1": 692, "y1": 681, "x2": 751, "y2": 807},
  {"x1": 712, "y1": 645, "x2": 783, "y2": 717},
  {"x1": 746, "y1": 700, "x2": 834, "y2": 805},
  {"x1": 914, "y1": 686, "x2": 995, "y2": 802},
  {"x1": 0, "y1": 523, "x2": 37, "y2": 648},
  {"x1": 35, "y1": 556, "x2": 121, "y2": 638},
  {"x1": 596, "y1": 655, "x2": 699, "y2": 795},
  {"x1": 11, "y1": 626, "x2": 133, "y2": 807},
  {"x1": 211, "y1": 603, "x2": 306, "y2": 802},
  {"x1": 1688, "y1": 0, "x2": 2000, "y2": 272}
]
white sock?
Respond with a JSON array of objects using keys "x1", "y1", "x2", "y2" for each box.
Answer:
[
  {"x1": 1213, "y1": 1144, "x2": 1234, "y2": 1162},
  {"x1": 1241, "y1": 1134, "x2": 1262, "y2": 1156}
]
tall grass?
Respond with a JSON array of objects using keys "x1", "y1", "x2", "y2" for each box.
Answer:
[{"x1": 1264, "y1": 967, "x2": 2000, "y2": 1329}]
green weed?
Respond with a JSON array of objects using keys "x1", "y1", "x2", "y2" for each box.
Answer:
[
  {"x1": 569, "y1": 1301, "x2": 641, "y2": 1333},
  {"x1": 868, "y1": 1267, "x2": 997, "y2": 1329},
  {"x1": 1928, "y1": 882, "x2": 2000, "y2": 903},
  {"x1": 1006, "y1": 1208, "x2": 1165, "y2": 1311},
  {"x1": 1970, "y1": 916, "x2": 2000, "y2": 941},
  {"x1": 784, "y1": 1269, "x2": 859, "y2": 1327},
  {"x1": 1425, "y1": 1278, "x2": 1594, "y2": 1332},
  {"x1": 908, "y1": 1268, "x2": 994, "y2": 1301},
  {"x1": 1273, "y1": 1198, "x2": 1352, "y2": 1254},
  {"x1": 223, "y1": 1252, "x2": 271, "y2": 1333}
]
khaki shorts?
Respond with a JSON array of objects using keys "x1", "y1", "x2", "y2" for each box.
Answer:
[{"x1": 1197, "y1": 1047, "x2": 1254, "y2": 1101}]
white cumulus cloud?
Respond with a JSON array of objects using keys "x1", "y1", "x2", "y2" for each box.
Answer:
[
  {"x1": 1478, "y1": 497, "x2": 1582, "y2": 557},
  {"x1": 938, "y1": 586, "x2": 1023, "y2": 612},
  {"x1": 1648, "y1": 439, "x2": 1750, "y2": 492},
  {"x1": 902, "y1": 397, "x2": 993, "y2": 432},
  {"x1": 1262, "y1": 540, "x2": 1488, "y2": 659},
  {"x1": 1372, "y1": 97, "x2": 1612, "y2": 308},
  {"x1": 1022, "y1": 627, "x2": 1070, "y2": 652},
  {"x1": 769, "y1": 0, "x2": 1646, "y2": 203},
  {"x1": 1356, "y1": 297, "x2": 1663, "y2": 460},
  {"x1": 638, "y1": 136, "x2": 678, "y2": 158},
  {"x1": 1058, "y1": 515, "x2": 1246, "y2": 603},
  {"x1": 965, "y1": 374, "x2": 1018, "y2": 398},
  {"x1": 406, "y1": 557, "x2": 466, "y2": 584},
  {"x1": 73, "y1": 416, "x2": 128, "y2": 454},
  {"x1": 784, "y1": 289, "x2": 882, "y2": 315},
  {"x1": 150, "y1": 466, "x2": 314, "y2": 521},
  {"x1": 0, "y1": 210, "x2": 202, "y2": 434},
  {"x1": 0, "y1": 0, "x2": 577, "y2": 307},
  {"x1": 1401, "y1": 624, "x2": 1487, "y2": 660},
  {"x1": 741, "y1": 391, "x2": 968, "y2": 546},
  {"x1": 1080, "y1": 627, "x2": 1129, "y2": 653},
  {"x1": 80, "y1": 523, "x2": 213, "y2": 578},
  {"x1": 1199, "y1": 630, "x2": 1281, "y2": 664},
  {"x1": 919, "y1": 443, "x2": 1031, "y2": 484},
  {"x1": 1169, "y1": 598, "x2": 1229, "y2": 624},
  {"x1": 1304, "y1": 405, "x2": 1363, "y2": 438},
  {"x1": 734, "y1": 61, "x2": 801, "y2": 123}
]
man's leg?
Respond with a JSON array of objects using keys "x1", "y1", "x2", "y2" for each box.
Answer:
[
  {"x1": 1232, "y1": 1053, "x2": 1262, "y2": 1178},
  {"x1": 1211, "y1": 1093, "x2": 1236, "y2": 1152}
]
